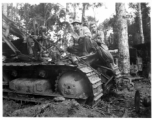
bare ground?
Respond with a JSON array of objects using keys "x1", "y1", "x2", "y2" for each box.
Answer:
[{"x1": 3, "y1": 79, "x2": 151, "y2": 118}]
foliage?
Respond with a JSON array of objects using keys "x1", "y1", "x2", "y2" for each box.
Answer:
[
  {"x1": 92, "y1": 3, "x2": 103, "y2": 8},
  {"x1": 87, "y1": 16, "x2": 96, "y2": 22},
  {"x1": 141, "y1": 3, "x2": 151, "y2": 43},
  {"x1": 99, "y1": 3, "x2": 150, "y2": 48},
  {"x1": 66, "y1": 3, "x2": 80, "y2": 20},
  {"x1": 4, "y1": 3, "x2": 103, "y2": 35},
  {"x1": 128, "y1": 3, "x2": 150, "y2": 45},
  {"x1": 98, "y1": 15, "x2": 118, "y2": 49},
  {"x1": 3, "y1": 2, "x2": 150, "y2": 46},
  {"x1": 66, "y1": 3, "x2": 103, "y2": 22},
  {"x1": 6, "y1": 3, "x2": 66, "y2": 33}
]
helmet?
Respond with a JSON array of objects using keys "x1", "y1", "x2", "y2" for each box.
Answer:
[{"x1": 71, "y1": 19, "x2": 82, "y2": 25}]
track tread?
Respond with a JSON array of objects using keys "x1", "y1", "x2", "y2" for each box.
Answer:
[
  {"x1": 78, "y1": 65, "x2": 103, "y2": 105},
  {"x1": 3, "y1": 61, "x2": 103, "y2": 106}
]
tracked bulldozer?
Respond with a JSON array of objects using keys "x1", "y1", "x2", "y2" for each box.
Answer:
[{"x1": 3, "y1": 14, "x2": 133, "y2": 107}]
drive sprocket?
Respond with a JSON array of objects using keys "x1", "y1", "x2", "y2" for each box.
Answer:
[
  {"x1": 55, "y1": 64, "x2": 104, "y2": 106},
  {"x1": 56, "y1": 70, "x2": 92, "y2": 100}
]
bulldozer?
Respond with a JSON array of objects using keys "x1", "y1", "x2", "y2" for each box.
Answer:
[{"x1": 2, "y1": 14, "x2": 134, "y2": 107}]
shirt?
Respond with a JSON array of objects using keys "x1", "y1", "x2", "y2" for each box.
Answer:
[
  {"x1": 71, "y1": 26, "x2": 92, "y2": 42},
  {"x1": 79, "y1": 26, "x2": 92, "y2": 38},
  {"x1": 91, "y1": 30, "x2": 108, "y2": 50},
  {"x1": 92, "y1": 30, "x2": 104, "y2": 42}
]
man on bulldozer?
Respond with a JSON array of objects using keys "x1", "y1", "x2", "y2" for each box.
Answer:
[
  {"x1": 67, "y1": 20, "x2": 120, "y2": 77},
  {"x1": 90, "y1": 23, "x2": 117, "y2": 66},
  {"x1": 67, "y1": 20, "x2": 95, "y2": 56},
  {"x1": 90, "y1": 22, "x2": 121, "y2": 77}
]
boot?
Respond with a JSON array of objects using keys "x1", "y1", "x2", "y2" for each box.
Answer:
[{"x1": 109, "y1": 63, "x2": 121, "y2": 78}]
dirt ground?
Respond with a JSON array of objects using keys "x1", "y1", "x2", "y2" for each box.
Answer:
[{"x1": 3, "y1": 79, "x2": 151, "y2": 118}]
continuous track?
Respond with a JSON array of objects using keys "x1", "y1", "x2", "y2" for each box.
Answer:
[{"x1": 3, "y1": 62, "x2": 104, "y2": 107}]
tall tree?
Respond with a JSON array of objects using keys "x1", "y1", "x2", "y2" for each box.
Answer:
[
  {"x1": 18, "y1": 3, "x2": 66, "y2": 31},
  {"x1": 2, "y1": 3, "x2": 8, "y2": 16},
  {"x1": 66, "y1": 3, "x2": 79, "y2": 20},
  {"x1": 73, "y1": 3, "x2": 78, "y2": 20},
  {"x1": 141, "y1": 3, "x2": 150, "y2": 43},
  {"x1": 138, "y1": 3, "x2": 145, "y2": 44},
  {"x1": 128, "y1": 3, "x2": 150, "y2": 45},
  {"x1": 81, "y1": 3, "x2": 103, "y2": 23},
  {"x1": 81, "y1": 3, "x2": 87, "y2": 22},
  {"x1": 116, "y1": 3, "x2": 130, "y2": 74},
  {"x1": 81, "y1": 3, "x2": 91, "y2": 23}
]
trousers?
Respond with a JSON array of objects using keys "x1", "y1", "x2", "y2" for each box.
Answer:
[{"x1": 78, "y1": 36, "x2": 95, "y2": 55}]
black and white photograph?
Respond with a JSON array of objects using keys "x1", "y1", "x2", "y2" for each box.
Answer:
[{"x1": 2, "y1": 1, "x2": 151, "y2": 117}]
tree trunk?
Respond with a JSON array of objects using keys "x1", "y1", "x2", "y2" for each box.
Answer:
[
  {"x1": 73, "y1": 3, "x2": 77, "y2": 20},
  {"x1": 65, "y1": 3, "x2": 68, "y2": 21},
  {"x1": 116, "y1": 3, "x2": 130, "y2": 75},
  {"x1": 138, "y1": 3, "x2": 145, "y2": 44},
  {"x1": 81, "y1": 3, "x2": 86, "y2": 23},
  {"x1": 2, "y1": 3, "x2": 8, "y2": 16},
  {"x1": 112, "y1": 16, "x2": 119, "y2": 49},
  {"x1": 43, "y1": 3, "x2": 46, "y2": 26}
]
